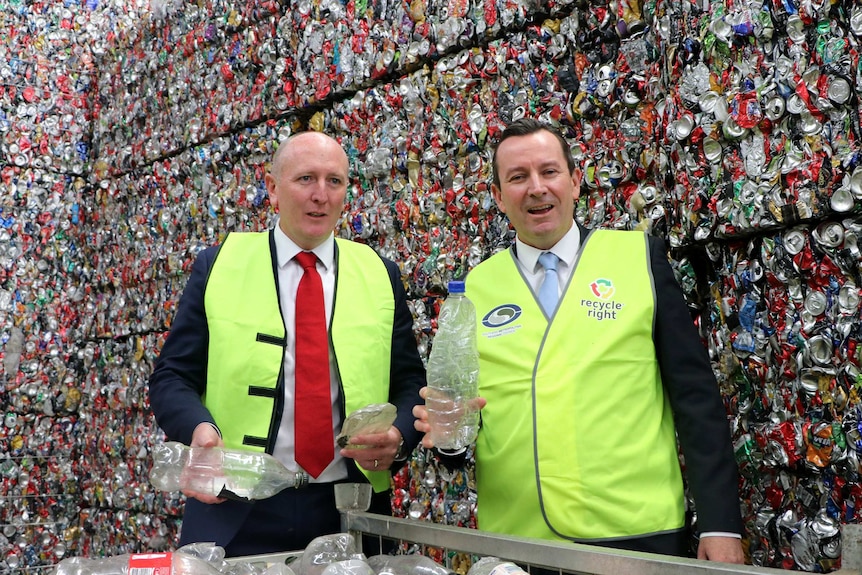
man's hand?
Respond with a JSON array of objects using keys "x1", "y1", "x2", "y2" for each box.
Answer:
[
  {"x1": 697, "y1": 536, "x2": 745, "y2": 564},
  {"x1": 340, "y1": 426, "x2": 403, "y2": 471},
  {"x1": 413, "y1": 386, "x2": 486, "y2": 449},
  {"x1": 183, "y1": 422, "x2": 227, "y2": 504}
]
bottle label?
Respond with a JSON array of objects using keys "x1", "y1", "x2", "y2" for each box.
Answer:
[{"x1": 128, "y1": 552, "x2": 172, "y2": 575}]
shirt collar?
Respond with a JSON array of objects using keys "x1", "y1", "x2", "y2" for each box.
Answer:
[
  {"x1": 515, "y1": 221, "x2": 582, "y2": 273},
  {"x1": 273, "y1": 224, "x2": 335, "y2": 271}
]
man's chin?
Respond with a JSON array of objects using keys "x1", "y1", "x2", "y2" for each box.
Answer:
[{"x1": 521, "y1": 223, "x2": 568, "y2": 248}]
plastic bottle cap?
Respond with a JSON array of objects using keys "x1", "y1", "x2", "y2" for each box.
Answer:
[{"x1": 448, "y1": 280, "x2": 466, "y2": 293}]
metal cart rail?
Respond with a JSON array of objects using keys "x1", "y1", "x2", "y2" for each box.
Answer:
[
  {"x1": 226, "y1": 512, "x2": 862, "y2": 575},
  {"x1": 341, "y1": 511, "x2": 862, "y2": 575}
]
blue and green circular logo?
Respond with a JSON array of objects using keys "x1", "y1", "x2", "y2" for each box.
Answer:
[{"x1": 482, "y1": 304, "x2": 522, "y2": 328}]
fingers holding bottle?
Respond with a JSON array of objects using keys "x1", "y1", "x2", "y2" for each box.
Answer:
[
  {"x1": 340, "y1": 425, "x2": 402, "y2": 470},
  {"x1": 414, "y1": 386, "x2": 485, "y2": 450}
]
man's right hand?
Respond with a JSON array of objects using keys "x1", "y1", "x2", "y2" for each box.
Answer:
[
  {"x1": 184, "y1": 422, "x2": 227, "y2": 504},
  {"x1": 413, "y1": 386, "x2": 486, "y2": 449}
]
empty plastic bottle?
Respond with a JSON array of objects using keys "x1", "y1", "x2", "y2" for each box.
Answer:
[
  {"x1": 425, "y1": 280, "x2": 480, "y2": 451},
  {"x1": 466, "y1": 557, "x2": 529, "y2": 575},
  {"x1": 150, "y1": 441, "x2": 305, "y2": 501},
  {"x1": 321, "y1": 558, "x2": 375, "y2": 575},
  {"x1": 368, "y1": 553, "x2": 455, "y2": 575},
  {"x1": 299, "y1": 533, "x2": 358, "y2": 575},
  {"x1": 53, "y1": 550, "x2": 223, "y2": 575}
]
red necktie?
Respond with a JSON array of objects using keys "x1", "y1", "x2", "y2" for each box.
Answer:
[{"x1": 293, "y1": 251, "x2": 334, "y2": 478}]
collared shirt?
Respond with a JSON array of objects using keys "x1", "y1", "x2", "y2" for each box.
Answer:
[
  {"x1": 513, "y1": 221, "x2": 581, "y2": 300},
  {"x1": 272, "y1": 224, "x2": 348, "y2": 483}
]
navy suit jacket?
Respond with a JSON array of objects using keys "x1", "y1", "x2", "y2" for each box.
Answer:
[
  {"x1": 629, "y1": 223, "x2": 744, "y2": 539},
  {"x1": 148, "y1": 231, "x2": 426, "y2": 547}
]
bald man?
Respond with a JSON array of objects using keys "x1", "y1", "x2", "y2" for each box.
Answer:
[{"x1": 149, "y1": 132, "x2": 425, "y2": 555}]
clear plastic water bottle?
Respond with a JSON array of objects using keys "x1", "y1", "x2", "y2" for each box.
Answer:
[
  {"x1": 53, "y1": 549, "x2": 225, "y2": 575},
  {"x1": 425, "y1": 280, "x2": 480, "y2": 450},
  {"x1": 149, "y1": 442, "x2": 306, "y2": 501},
  {"x1": 299, "y1": 533, "x2": 358, "y2": 575},
  {"x1": 321, "y1": 558, "x2": 375, "y2": 575},
  {"x1": 466, "y1": 557, "x2": 529, "y2": 575},
  {"x1": 368, "y1": 553, "x2": 455, "y2": 575}
]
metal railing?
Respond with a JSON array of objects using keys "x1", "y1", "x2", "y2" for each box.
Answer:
[{"x1": 342, "y1": 511, "x2": 862, "y2": 575}]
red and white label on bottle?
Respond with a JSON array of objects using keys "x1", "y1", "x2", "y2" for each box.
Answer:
[{"x1": 128, "y1": 552, "x2": 173, "y2": 575}]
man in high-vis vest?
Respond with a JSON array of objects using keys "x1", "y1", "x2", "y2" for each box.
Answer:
[
  {"x1": 414, "y1": 118, "x2": 744, "y2": 563},
  {"x1": 149, "y1": 131, "x2": 425, "y2": 556}
]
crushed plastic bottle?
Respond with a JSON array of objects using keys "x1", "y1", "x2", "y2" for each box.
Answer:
[
  {"x1": 320, "y1": 558, "x2": 374, "y2": 575},
  {"x1": 336, "y1": 403, "x2": 397, "y2": 448},
  {"x1": 149, "y1": 441, "x2": 306, "y2": 501},
  {"x1": 298, "y1": 533, "x2": 358, "y2": 575},
  {"x1": 53, "y1": 550, "x2": 222, "y2": 575},
  {"x1": 466, "y1": 557, "x2": 530, "y2": 575},
  {"x1": 52, "y1": 544, "x2": 298, "y2": 575},
  {"x1": 425, "y1": 280, "x2": 480, "y2": 451},
  {"x1": 367, "y1": 554, "x2": 455, "y2": 575}
]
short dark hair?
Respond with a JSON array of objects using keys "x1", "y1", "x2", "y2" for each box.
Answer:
[{"x1": 491, "y1": 118, "x2": 577, "y2": 188}]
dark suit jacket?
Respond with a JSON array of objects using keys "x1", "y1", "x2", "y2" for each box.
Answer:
[
  {"x1": 629, "y1": 223, "x2": 744, "y2": 539},
  {"x1": 148, "y1": 231, "x2": 426, "y2": 548}
]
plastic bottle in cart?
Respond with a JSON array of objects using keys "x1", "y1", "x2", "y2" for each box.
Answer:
[
  {"x1": 368, "y1": 553, "x2": 456, "y2": 575},
  {"x1": 53, "y1": 550, "x2": 226, "y2": 575},
  {"x1": 425, "y1": 280, "x2": 480, "y2": 451},
  {"x1": 466, "y1": 557, "x2": 529, "y2": 575},
  {"x1": 149, "y1": 441, "x2": 306, "y2": 501}
]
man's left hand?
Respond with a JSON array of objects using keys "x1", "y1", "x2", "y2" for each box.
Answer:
[
  {"x1": 697, "y1": 536, "x2": 745, "y2": 564},
  {"x1": 340, "y1": 426, "x2": 402, "y2": 471}
]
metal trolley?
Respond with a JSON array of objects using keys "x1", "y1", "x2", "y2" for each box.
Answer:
[{"x1": 230, "y1": 511, "x2": 862, "y2": 575}]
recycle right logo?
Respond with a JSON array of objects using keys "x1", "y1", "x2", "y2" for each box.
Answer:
[{"x1": 590, "y1": 279, "x2": 615, "y2": 300}]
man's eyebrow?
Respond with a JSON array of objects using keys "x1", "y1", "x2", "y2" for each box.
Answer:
[
  {"x1": 501, "y1": 166, "x2": 525, "y2": 178},
  {"x1": 503, "y1": 159, "x2": 561, "y2": 174}
]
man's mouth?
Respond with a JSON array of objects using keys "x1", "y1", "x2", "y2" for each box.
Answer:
[{"x1": 527, "y1": 204, "x2": 553, "y2": 215}]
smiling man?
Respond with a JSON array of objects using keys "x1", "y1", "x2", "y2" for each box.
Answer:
[
  {"x1": 415, "y1": 118, "x2": 745, "y2": 563},
  {"x1": 149, "y1": 131, "x2": 425, "y2": 556}
]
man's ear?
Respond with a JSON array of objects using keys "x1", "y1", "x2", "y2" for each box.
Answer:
[
  {"x1": 491, "y1": 183, "x2": 507, "y2": 214},
  {"x1": 571, "y1": 167, "x2": 583, "y2": 201},
  {"x1": 265, "y1": 173, "x2": 278, "y2": 211}
]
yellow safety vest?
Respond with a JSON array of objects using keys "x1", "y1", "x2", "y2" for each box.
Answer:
[
  {"x1": 204, "y1": 233, "x2": 394, "y2": 491},
  {"x1": 466, "y1": 229, "x2": 685, "y2": 542}
]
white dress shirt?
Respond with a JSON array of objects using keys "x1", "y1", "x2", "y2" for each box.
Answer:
[
  {"x1": 512, "y1": 221, "x2": 581, "y2": 300},
  {"x1": 272, "y1": 225, "x2": 348, "y2": 483}
]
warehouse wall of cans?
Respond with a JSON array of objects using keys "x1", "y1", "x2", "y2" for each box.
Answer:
[{"x1": 1, "y1": 0, "x2": 861, "y2": 572}]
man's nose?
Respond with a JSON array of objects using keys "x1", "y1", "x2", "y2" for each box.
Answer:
[
  {"x1": 309, "y1": 179, "x2": 328, "y2": 201},
  {"x1": 527, "y1": 172, "x2": 545, "y2": 193}
]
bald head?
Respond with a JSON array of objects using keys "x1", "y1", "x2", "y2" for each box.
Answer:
[
  {"x1": 265, "y1": 131, "x2": 350, "y2": 250},
  {"x1": 271, "y1": 131, "x2": 349, "y2": 180}
]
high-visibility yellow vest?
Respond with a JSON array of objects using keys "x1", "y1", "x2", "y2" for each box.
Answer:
[
  {"x1": 204, "y1": 233, "x2": 394, "y2": 491},
  {"x1": 466, "y1": 229, "x2": 685, "y2": 542}
]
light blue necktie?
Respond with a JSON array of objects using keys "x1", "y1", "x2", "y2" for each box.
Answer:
[{"x1": 537, "y1": 252, "x2": 560, "y2": 316}]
